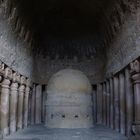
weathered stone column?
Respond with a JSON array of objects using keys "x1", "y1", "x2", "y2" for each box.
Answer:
[
  {"x1": 92, "y1": 85, "x2": 97, "y2": 123},
  {"x1": 42, "y1": 85, "x2": 47, "y2": 123},
  {"x1": 97, "y1": 84, "x2": 102, "y2": 124},
  {"x1": 9, "y1": 72, "x2": 20, "y2": 133},
  {"x1": 17, "y1": 76, "x2": 26, "y2": 129},
  {"x1": 0, "y1": 61, "x2": 5, "y2": 139},
  {"x1": 105, "y1": 81, "x2": 108, "y2": 125},
  {"x1": 28, "y1": 89, "x2": 32, "y2": 126},
  {"x1": 0, "y1": 67, "x2": 12, "y2": 137},
  {"x1": 24, "y1": 79, "x2": 32, "y2": 128},
  {"x1": 130, "y1": 60, "x2": 140, "y2": 137},
  {"x1": 103, "y1": 82, "x2": 107, "y2": 125},
  {"x1": 109, "y1": 78, "x2": 114, "y2": 129},
  {"x1": 113, "y1": 75, "x2": 120, "y2": 132},
  {"x1": 35, "y1": 84, "x2": 42, "y2": 124},
  {"x1": 119, "y1": 72, "x2": 126, "y2": 135},
  {"x1": 106, "y1": 80, "x2": 110, "y2": 127},
  {"x1": 31, "y1": 84, "x2": 36, "y2": 125},
  {"x1": 125, "y1": 68, "x2": 133, "y2": 136}
]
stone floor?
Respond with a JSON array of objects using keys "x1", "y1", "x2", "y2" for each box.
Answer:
[{"x1": 4, "y1": 125, "x2": 128, "y2": 140}]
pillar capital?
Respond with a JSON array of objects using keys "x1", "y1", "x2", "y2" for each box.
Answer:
[
  {"x1": 20, "y1": 76, "x2": 26, "y2": 85},
  {"x1": 11, "y1": 82, "x2": 19, "y2": 91},
  {"x1": 130, "y1": 60, "x2": 140, "y2": 81},
  {"x1": 19, "y1": 84, "x2": 25, "y2": 92},
  {"x1": 12, "y1": 72, "x2": 21, "y2": 83},
  {"x1": 130, "y1": 60, "x2": 140, "y2": 74},
  {"x1": 4, "y1": 67, "x2": 13, "y2": 80},
  {"x1": 1, "y1": 78, "x2": 11, "y2": 88},
  {"x1": 26, "y1": 78, "x2": 33, "y2": 88}
]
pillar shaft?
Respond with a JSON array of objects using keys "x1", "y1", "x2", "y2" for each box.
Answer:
[
  {"x1": 103, "y1": 82, "x2": 106, "y2": 125},
  {"x1": 42, "y1": 85, "x2": 47, "y2": 123},
  {"x1": 106, "y1": 80, "x2": 110, "y2": 127},
  {"x1": 31, "y1": 85, "x2": 36, "y2": 125},
  {"x1": 125, "y1": 68, "x2": 133, "y2": 136},
  {"x1": 0, "y1": 79, "x2": 11, "y2": 136},
  {"x1": 35, "y1": 85, "x2": 42, "y2": 124},
  {"x1": 24, "y1": 86, "x2": 30, "y2": 128},
  {"x1": 133, "y1": 75, "x2": 140, "y2": 123},
  {"x1": 17, "y1": 85, "x2": 25, "y2": 129},
  {"x1": 119, "y1": 72, "x2": 126, "y2": 135},
  {"x1": 113, "y1": 76, "x2": 120, "y2": 132},
  {"x1": 109, "y1": 78, "x2": 114, "y2": 129},
  {"x1": 130, "y1": 60, "x2": 140, "y2": 136},
  {"x1": 132, "y1": 73, "x2": 140, "y2": 135},
  {"x1": 97, "y1": 84, "x2": 102, "y2": 124},
  {"x1": 9, "y1": 82, "x2": 18, "y2": 133},
  {"x1": 92, "y1": 86, "x2": 97, "y2": 123},
  {"x1": 0, "y1": 76, "x2": 2, "y2": 139},
  {"x1": 28, "y1": 92, "x2": 32, "y2": 125}
]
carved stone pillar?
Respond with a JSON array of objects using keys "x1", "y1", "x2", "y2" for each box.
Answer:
[
  {"x1": 9, "y1": 72, "x2": 20, "y2": 133},
  {"x1": 35, "y1": 84, "x2": 42, "y2": 124},
  {"x1": 103, "y1": 82, "x2": 106, "y2": 125},
  {"x1": 106, "y1": 80, "x2": 110, "y2": 127},
  {"x1": 97, "y1": 84, "x2": 102, "y2": 124},
  {"x1": 31, "y1": 84, "x2": 36, "y2": 125},
  {"x1": 113, "y1": 75, "x2": 120, "y2": 132},
  {"x1": 0, "y1": 67, "x2": 12, "y2": 137},
  {"x1": 17, "y1": 76, "x2": 26, "y2": 129},
  {"x1": 130, "y1": 60, "x2": 140, "y2": 137},
  {"x1": 92, "y1": 85, "x2": 97, "y2": 123},
  {"x1": 0, "y1": 61, "x2": 4, "y2": 139},
  {"x1": 105, "y1": 81, "x2": 108, "y2": 125},
  {"x1": 125, "y1": 68, "x2": 133, "y2": 136},
  {"x1": 28, "y1": 90, "x2": 33, "y2": 126},
  {"x1": 42, "y1": 85, "x2": 47, "y2": 123},
  {"x1": 24, "y1": 79, "x2": 32, "y2": 128},
  {"x1": 109, "y1": 78, "x2": 114, "y2": 129},
  {"x1": 119, "y1": 72, "x2": 126, "y2": 135}
]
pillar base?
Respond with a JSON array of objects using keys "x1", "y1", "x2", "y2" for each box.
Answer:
[
  {"x1": 10, "y1": 123, "x2": 16, "y2": 133},
  {"x1": 132, "y1": 124, "x2": 140, "y2": 136},
  {"x1": 2, "y1": 127, "x2": 9, "y2": 137}
]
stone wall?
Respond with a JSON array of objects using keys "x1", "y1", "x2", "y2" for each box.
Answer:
[
  {"x1": 105, "y1": 8, "x2": 140, "y2": 77},
  {"x1": 0, "y1": 1, "x2": 34, "y2": 80},
  {"x1": 33, "y1": 56, "x2": 105, "y2": 85}
]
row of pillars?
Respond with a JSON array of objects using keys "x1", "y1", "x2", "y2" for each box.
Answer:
[
  {"x1": 0, "y1": 61, "x2": 45, "y2": 139},
  {"x1": 93, "y1": 58, "x2": 140, "y2": 138}
]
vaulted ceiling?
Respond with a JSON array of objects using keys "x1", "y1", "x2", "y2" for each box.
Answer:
[
  {"x1": 3, "y1": 0, "x2": 139, "y2": 60},
  {"x1": 17, "y1": 0, "x2": 109, "y2": 60}
]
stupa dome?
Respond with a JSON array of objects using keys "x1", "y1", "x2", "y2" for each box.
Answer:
[{"x1": 45, "y1": 69, "x2": 93, "y2": 128}]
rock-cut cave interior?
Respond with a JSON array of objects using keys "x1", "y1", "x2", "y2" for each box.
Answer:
[{"x1": 0, "y1": 0, "x2": 140, "y2": 140}]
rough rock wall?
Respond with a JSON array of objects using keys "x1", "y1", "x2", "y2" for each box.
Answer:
[
  {"x1": 106, "y1": 7, "x2": 140, "y2": 77},
  {"x1": 0, "y1": 1, "x2": 34, "y2": 80},
  {"x1": 33, "y1": 54, "x2": 105, "y2": 85},
  {"x1": 97, "y1": 0, "x2": 140, "y2": 78}
]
